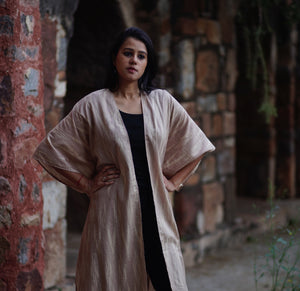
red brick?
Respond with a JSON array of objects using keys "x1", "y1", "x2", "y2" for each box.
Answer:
[
  {"x1": 196, "y1": 50, "x2": 219, "y2": 93},
  {"x1": 175, "y1": 18, "x2": 197, "y2": 35},
  {"x1": 200, "y1": 113, "x2": 211, "y2": 137},
  {"x1": 196, "y1": 18, "x2": 221, "y2": 44},
  {"x1": 217, "y1": 93, "x2": 226, "y2": 111},
  {"x1": 227, "y1": 93, "x2": 236, "y2": 111},
  {"x1": 212, "y1": 114, "x2": 222, "y2": 136}
]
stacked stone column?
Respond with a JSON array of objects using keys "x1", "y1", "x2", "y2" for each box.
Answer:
[
  {"x1": 170, "y1": 0, "x2": 237, "y2": 239},
  {"x1": 0, "y1": 0, "x2": 45, "y2": 289}
]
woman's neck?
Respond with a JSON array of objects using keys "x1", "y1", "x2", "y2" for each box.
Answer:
[{"x1": 117, "y1": 82, "x2": 140, "y2": 100}]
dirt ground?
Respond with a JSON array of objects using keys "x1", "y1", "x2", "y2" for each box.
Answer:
[
  {"x1": 186, "y1": 231, "x2": 300, "y2": 291},
  {"x1": 66, "y1": 230, "x2": 300, "y2": 291}
]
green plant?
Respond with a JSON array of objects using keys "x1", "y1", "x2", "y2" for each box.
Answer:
[{"x1": 253, "y1": 182, "x2": 300, "y2": 290}]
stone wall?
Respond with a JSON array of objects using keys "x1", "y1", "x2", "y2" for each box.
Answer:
[
  {"x1": 0, "y1": 0, "x2": 45, "y2": 289},
  {"x1": 38, "y1": 0, "x2": 79, "y2": 288},
  {"x1": 167, "y1": 0, "x2": 237, "y2": 237}
]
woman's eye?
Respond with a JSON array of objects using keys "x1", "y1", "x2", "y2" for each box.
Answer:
[
  {"x1": 138, "y1": 54, "x2": 146, "y2": 60},
  {"x1": 123, "y1": 51, "x2": 132, "y2": 57}
]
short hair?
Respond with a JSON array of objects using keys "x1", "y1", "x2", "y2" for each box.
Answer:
[{"x1": 105, "y1": 27, "x2": 157, "y2": 93}]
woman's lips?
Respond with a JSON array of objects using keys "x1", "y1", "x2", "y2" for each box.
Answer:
[{"x1": 127, "y1": 67, "x2": 137, "y2": 73}]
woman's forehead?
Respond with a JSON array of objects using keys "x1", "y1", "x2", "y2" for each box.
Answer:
[{"x1": 120, "y1": 37, "x2": 147, "y2": 53}]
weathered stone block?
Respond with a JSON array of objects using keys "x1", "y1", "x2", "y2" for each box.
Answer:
[
  {"x1": 14, "y1": 120, "x2": 37, "y2": 137},
  {"x1": 23, "y1": 68, "x2": 39, "y2": 97},
  {"x1": 202, "y1": 182, "x2": 224, "y2": 232},
  {"x1": 32, "y1": 183, "x2": 40, "y2": 202},
  {"x1": 44, "y1": 219, "x2": 66, "y2": 289},
  {"x1": 223, "y1": 112, "x2": 236, "y2": 135},
  {"x1": 0, "y1": 177, "x2": 11, "y2": 195},
  {"x1": 197, "y1": 95, "x2": 217, "y2": 112},
  {"x1": 18, "y1": 175, "x2": 27, "y2": 202},
  {"x1": 0, "y1": 205, "x2": 12, "y2": 228},
  {"x1": 196, "y1": 50, "x2": 219, "y2": 92},
  {"x1": 16, "y1": 268, "x2": 43, "y2": 291},
  {"x1": 21, "y1": 213, "x2": 41, "y2": 226},
  {"x1": 224, "y1": 137, "x2": 235, "y2": 148},
  {"x1": 196, "y1": 18, "x2": 221, "y2": 44},
  {"x1": 20, "y1": 14, "x2": 34, "y2": 36},
  {"x1": 0, "y1": 75, "x2": 14, "y2": 116},
  {"x1": 0, "y1": 136, "x2": 7, "y2": 167},
  {"x1": 175, "y1": 39, "x2": 195, "y2": 99},
  {"x1": 200, "y1": 155, "x2": 216, "y2": 182},
  {"x1": 42, "y1": 181, "x2": 67, "y2": 230},
  {"x1": 0, "y1": 236, "x2": 10, "y2": 265},
  {"x1": 18, "y1": 237, "x2": 31, "y2": 264},
  {"x1": 0, "y1": 16, "x2": 13, "y2": 35},
  {"x1": 5, "y1": 46, "x2": 38, "y2": 62},
  {"x1": 217, "y1": 148, "x2": 235, "y2": 176}
]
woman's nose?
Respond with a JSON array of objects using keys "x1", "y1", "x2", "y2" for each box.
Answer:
[{"x1": 130, "y1": 55, "x2": 137, "y2": 64}]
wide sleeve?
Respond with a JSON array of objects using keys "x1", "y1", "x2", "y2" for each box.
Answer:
[
  {"x1": 33, "y1": 108, "x2": 96, "y2": 188},
  {"x1": 162, "y1": 92, "x2": 215, "y2": 178}
]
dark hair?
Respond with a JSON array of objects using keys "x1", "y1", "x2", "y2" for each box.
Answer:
[{"x1": 105, "y1": 27, "x2": 157, "y2": 93}]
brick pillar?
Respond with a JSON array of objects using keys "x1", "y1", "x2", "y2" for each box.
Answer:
[
  {"x1": 0, "y1": 0, "x2": 45, "y2": 289},
  {"x1": 275, "y1": 27, "x2": 297, "y2": 198}
]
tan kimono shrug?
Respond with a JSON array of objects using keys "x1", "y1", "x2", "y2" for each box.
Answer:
[{"x1": 34, "y1": 89, "x2": 215, "y2": 291}]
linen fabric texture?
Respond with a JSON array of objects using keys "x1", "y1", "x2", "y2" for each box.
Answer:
[{"x1": 33, "y1": 89, "x2": 215, "y2": 291}]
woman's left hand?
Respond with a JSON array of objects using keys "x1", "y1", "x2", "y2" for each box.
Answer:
[{"x1": 163, "y1": 176, "x2": 177, "y2": 192}]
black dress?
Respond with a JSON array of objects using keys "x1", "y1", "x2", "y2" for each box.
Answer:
[{"x1": 120, "y1": 110, "x2": 172, "y2": 291}]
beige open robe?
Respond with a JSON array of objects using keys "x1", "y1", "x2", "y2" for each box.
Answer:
[{"x1": 34, "y1": 89, "x2": 215, "y2": 291}]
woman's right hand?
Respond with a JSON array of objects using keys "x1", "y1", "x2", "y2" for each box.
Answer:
[{"x1": 87, "y1": 164, "x2": 120, "y2": 196}]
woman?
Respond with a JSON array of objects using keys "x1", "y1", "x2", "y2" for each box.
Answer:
[{"x1": 34, "y1": 27, "x2": 215, "y2": 291}]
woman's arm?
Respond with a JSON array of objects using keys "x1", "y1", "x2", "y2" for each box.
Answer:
[
  {"x1": 54, "y1": 164, "x2": 120, "y2": 196},
  {"x1": 163, "y1": 154, "x2": 204, "y2": 192}
]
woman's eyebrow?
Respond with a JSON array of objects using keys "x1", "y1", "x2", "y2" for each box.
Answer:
[{"x1": 123, "y1": 47, "x2": 148, "y2": 55}]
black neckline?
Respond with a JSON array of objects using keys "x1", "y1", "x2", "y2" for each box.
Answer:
[{"x1": 119, "y1": 110, "x2": 143, "y2": 116}]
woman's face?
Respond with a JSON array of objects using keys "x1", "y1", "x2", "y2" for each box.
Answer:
[{"x1": 114, "y1": 37, "x2": 148, "y2": 85}]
